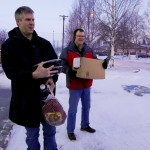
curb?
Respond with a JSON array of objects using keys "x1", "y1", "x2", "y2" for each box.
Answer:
[{"x1": 0, "y1": 120, "x2": 14, "y2": 149}]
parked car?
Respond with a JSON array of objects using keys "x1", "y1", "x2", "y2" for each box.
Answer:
[{"x1": 137, "y1": 54, "x2": 150, "y2": 58}]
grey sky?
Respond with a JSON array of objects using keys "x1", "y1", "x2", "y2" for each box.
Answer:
[
  {"x1": 0, "y1": 0, "x2": 148, "y2": 47},
  {"x1": 0, "y1": 0, "x2": 75, "y2": 46}
]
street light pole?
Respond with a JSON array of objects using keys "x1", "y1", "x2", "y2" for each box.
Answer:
[{"x1": 60, "y1": 15, "x2": 68, "y2": 50}]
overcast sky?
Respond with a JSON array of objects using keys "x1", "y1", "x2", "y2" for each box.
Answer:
[
  {"x1": 0, "y1": 0, "x2": 149, "y2": 48},
  {"x1": 0, "y1": 0, "x2": 75, "y2": 47}
]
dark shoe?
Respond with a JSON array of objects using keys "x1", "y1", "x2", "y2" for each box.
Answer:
[
  {"x1": 81, "y1": 126, "x2": 96, "y2": 133},
  {"x1": 68, "y1": 133, "x2": 76, "y2": 140}
]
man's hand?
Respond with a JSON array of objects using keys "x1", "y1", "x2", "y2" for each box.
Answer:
[
  {"x1": 46, "y1": 78, "x2": 55, "y2": 92},
  {"x1": 102, "y1": 58, "x2": 110, "y2": 69},
  {"x1": 32, "y1": 62, "x2": 58, "y2": 79},
  {"x1": 68, "y1": 69, "x2": 77, "y2": 79}
]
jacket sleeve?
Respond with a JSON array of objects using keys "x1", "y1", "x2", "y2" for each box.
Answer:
[
  {"x1": 93, "y1": 50, "x2": 97, "y2": 59},
  {"x1": 59, "y1": 47, "x2": 70, "y2": 74},
  {"x1": 1, "y1": 42, "x2": 33, "y2": 82}
]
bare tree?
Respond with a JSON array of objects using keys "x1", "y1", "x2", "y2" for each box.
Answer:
[
  {"x1": 115, "y1": 11, "x2": 144, "y2": 57},
  {"x1": 95, "y1": 0, "x2": 140, "y2": 66},
  {"x1": 130, "y1": 12, "x2": 145, "y2": 44},
  {"x1": 65, "y1": 0, "x2": 141, "y2": 66},
  {"x1": 65, "y1": 0, "x2": 97, "y2": 47},
  {"x1": 116, "y1": 20, "x2": 131, "y2": 55},
  {"x1": 143, "y1": 3, "x2": 150, "y2": 43},
  {"x1": 0, "y1": 29, "x2": 8, "y2": 49}
]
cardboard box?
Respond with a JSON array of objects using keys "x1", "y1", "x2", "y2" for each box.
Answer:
[{"x1": 74, "y1": 57, "x2": 105, "y2": 79}]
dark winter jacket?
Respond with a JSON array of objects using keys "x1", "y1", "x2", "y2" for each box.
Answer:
[
  {"x1": 60, "y1": 42, "x2": 97, "y2": 89},
  {"x1": 1, "y1": 27, "x2": 58, "y2": 127}
]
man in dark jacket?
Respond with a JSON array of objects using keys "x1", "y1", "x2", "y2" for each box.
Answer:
[
  {"x1": 60, "y1": 28, "x2": 108, "y2": 141},
  {"x1": 1, "y1": 6, "x2": 58, "y2": 150}
]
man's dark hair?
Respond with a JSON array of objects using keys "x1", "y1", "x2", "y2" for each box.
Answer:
[{"x1": 73, "y1": 28, "x2": 84, "y2": 41}]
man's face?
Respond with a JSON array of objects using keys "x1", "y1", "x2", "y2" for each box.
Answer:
[
  {"x1": 74, "y1": 31, "x2": 85, "y2": 46},
  {"x1": 16, "y1": 13, "x2": 35, "y2": 37}
]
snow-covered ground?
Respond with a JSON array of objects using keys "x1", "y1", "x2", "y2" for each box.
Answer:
[{"x1": 1, "y1": 58, "x2": 150, "y2": 150}]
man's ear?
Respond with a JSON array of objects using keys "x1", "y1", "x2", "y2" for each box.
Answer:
[{"x1": 16, "y1": 19, "x2": 20, "y2": 26}]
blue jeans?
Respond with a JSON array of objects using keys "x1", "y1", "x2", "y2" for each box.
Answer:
[
  {"x1": 67, "y1": 88, "x2": 91, "y2": 133},
  {"x1": 25, "y1": 119, "x2": 57, "y2": 150}
]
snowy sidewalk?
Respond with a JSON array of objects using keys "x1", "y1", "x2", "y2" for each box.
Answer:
[{"x1": 2, "y1": 61, "x2": 150, "y2": 150}]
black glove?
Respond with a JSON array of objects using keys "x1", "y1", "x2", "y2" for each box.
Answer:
[
  {"x1": 68, "y1": 69, "x2": 77, "y2": 79},
  {"x1": 102, "y1": 58, "x2": 109, "y2": 69}
]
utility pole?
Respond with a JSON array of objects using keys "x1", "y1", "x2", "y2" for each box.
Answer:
[
  {"x1": 53, "y1": 30, "x2": 55, "y2": 48},
  {"x1": 60, "y1": 15, "x2": 68, "y2": 50}
]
